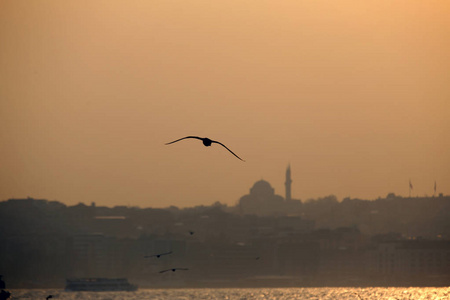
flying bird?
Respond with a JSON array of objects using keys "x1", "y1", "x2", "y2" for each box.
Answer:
[
  {"x1": 189, "y1": 231, "x2": 195, "y2": 235},
  {"x1": 159, "y1": 268, "x2": 189, "y2": 273},
  {"x1": 165, "y1": 136, "x2": 245, "y2": 161},
  {"x1": 145, "y1": 251, "x2": 173, "y2": 258}
]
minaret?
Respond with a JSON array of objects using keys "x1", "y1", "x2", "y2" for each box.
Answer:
[{"x1": 285, "y1": 164, "x2": 292, "y2": 201}]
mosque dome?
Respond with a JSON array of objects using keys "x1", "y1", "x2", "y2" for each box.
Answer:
[{"x1": 250, "y1": 179, "x2": 275, "y2": 197}]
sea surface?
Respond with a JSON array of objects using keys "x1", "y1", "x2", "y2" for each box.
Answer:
[{"x1": 9, "y1": 287, "x2": 450, "y2": 300}]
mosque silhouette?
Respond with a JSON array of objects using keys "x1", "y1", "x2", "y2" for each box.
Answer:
[{"x1": 238, "y1": 165, "x2": 301, "y2": 216}]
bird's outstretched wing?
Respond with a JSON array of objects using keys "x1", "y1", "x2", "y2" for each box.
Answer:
[
  {"x1": 145, "y1": 251, "x2": 172, "y2": 258},
  {"x1": 211, "y1": 140, "x2": 245, "y2": 161},
  {"x1": 165, "y1": 136, "x2": 203, "y2": 145},
  {"x1": 159, "y1": 268, "x2": 189, "y2": 273}
]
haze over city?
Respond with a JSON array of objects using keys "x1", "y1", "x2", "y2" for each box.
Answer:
[{"x1": 1, "y1": 1, "x2": 449, "y2": 208}]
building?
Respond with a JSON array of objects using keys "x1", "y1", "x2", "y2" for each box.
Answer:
[
  {"x1": 239, "y1": 179, "x2": 285, "y2": 216},
  {"x1": 69, "y1": 233, "x2": 130, "y2": 278},
  {"x1": 238, "y1": 165, "x2": 301, "y2": 216},
  {"x1": 285, "y1": 164, "x2": 292, "y2": 202},
  {"x1": 366, "y1": 240, "x2": 450, "y2": 285}
]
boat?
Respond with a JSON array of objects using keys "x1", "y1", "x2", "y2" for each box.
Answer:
[{"x1": 65, "y1": 278, "x2": 137, "y2": 292}]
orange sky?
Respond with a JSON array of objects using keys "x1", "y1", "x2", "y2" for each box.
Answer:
[{"x1": 1, "y1": 1, "x2": 449, "y2": 207}]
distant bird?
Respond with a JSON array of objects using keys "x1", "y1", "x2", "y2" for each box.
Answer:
[
  {"x1": 189, "y1": 231, "x2": 195, "y2": 235},
  {"x1": 145, "y1": 251, "x2": 173, "y2": 258},
  {"x1": 165, "y1": 136, "x2": 245, "y2": 161},
  {"x1": 159, "y1": 268, "x2": 189, "y2": 273},
  {"x1": 46, "y1": 296, "x2": 53, "y2": 300},
  {"x1": 255, "y1": 256, "x2": 260, "y2": 260}
]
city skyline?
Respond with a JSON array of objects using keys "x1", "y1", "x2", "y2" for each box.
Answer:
[
  {"x1": 1, "y1": 1, "x2": 449, "y2": 208},
  {"x1": 2, "y1": 166, "x2": 446, "y2": 209}
]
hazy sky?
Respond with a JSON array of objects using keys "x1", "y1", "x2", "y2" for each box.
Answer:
[{"x1": 1, "y1": 1, "x2": 449, "y2": 208}]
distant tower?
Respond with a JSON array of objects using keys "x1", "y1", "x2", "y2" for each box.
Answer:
[{"x1": 285, "y1": 164, "x2": 292, "y2": 201}]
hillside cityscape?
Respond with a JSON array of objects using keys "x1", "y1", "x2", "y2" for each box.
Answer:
[{"x1": 1, "y1": 166, "x2": 449, "y2": 288}]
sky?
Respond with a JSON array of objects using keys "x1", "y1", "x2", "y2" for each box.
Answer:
[{"x1": 1, "y1": 1, "x2": 449, "y2": 208}]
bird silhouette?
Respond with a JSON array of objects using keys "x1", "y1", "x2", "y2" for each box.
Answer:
[
  {"x1": 189, "y1": 231, "x2": 194, "y2": 235},
  {"x1": 165, "y1": 136, "x2": 244, "y2": 161},
  {"x1": 144, "y1": 251, "x2": 172, "y2": 258},
  {"x1": 159, "y1": 268, "x2": 189, "y2": 273},
  {"x1": 46, "y1": 296, "x2": 53, "y2": 300}
]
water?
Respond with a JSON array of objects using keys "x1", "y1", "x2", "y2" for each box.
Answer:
[{"x1": 9, "y1": 287, "x2": 450, "y2": 300}]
